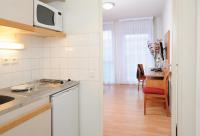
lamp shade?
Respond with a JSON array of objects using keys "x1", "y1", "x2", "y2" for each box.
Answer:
[
  {"x1": 103, "y1": 2, "x2": 115, "y2": 10},
  {"x1": 0, "y1": 42, "x2": 24, "y2": 50}
]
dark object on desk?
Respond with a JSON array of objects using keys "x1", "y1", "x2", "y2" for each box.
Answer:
[
  {"x1": 151, "y1": 68, "x2": 162, "y2": 72},
  {"x1": 150, "y1": 77, "x2": 164, "y2": 80}
]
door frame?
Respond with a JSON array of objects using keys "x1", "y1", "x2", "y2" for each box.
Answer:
[{"x1": 196, "y1": 0, "x2": 200, "y2": 135}]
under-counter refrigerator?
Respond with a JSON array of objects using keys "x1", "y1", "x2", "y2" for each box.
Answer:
[{"x1": 51, "y1": 85, "x2": 79, "y2": 136}]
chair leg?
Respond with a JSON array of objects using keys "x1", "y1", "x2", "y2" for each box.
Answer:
[
  {"x1": 144, "y1": 95, "x2": 147, "y2": 115},
  {"x1": 165, "y1": 97, "x2": 170, "y2": 116},
  {"x1": 138, "y1": 81, "x2": 140, "y2": 92},
  {"x1": 142, "y1": 81, "x2": 144, "y2": 88},
  {"x1": 164, "y1": 103, "x2": 166, "y2": 109}
]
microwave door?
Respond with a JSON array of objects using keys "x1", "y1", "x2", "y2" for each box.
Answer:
[{"x1": 36, "y1": 5, "x2": 55, "y2": 29}]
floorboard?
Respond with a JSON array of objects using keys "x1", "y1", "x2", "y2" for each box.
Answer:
[{"x1": 104, "y1": 84, "x2": 171, "y2": 136}]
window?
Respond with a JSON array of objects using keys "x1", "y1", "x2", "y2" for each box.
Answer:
[
  {"x1": 103, "y1": 30, "x2": 115, "y2": 84},
  {"x1": 125, "y1": 34, "x2": 151, "y2": 83},
  {"x1": 103, "y1": 18, "x2": 154, "y2": 84}
]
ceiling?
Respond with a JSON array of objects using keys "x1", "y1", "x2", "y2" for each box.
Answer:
[{"x1": 103, "y1": 0, "x2": 166, "y2": 21}]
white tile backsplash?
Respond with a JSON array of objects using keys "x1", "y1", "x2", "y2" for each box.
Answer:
[
  {"x1": 88, "y1": 58, "x2": 99, "y2": 71},
  {"x1": 0, "y1": 33, "x2": 101, "y2": 88},
  {"x1": 49, "y1": 69, "x2": 61, "y2": 79},
  {"x1": 31, "y1": 69, "x2": 41, "y2": 81},
  {"x1": 40, "y1": 69, "x2": 51, "y2": 79},
  {"x1": 40, "y1": 58, "x2": 51, "y2": 69},
  {"x1": 31, "y1": 59, "x2": 40, "y2": 70},
  {"x1": 41, "y1": 33, "x2": 101, "y2": 82},
  {"x1": 0, "y1": 35, "x2": 43, "y2": 88}
]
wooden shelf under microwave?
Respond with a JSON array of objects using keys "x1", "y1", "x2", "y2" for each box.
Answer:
[{"x1": 0, "y1": 18, "x2": 66, "y2": 37}]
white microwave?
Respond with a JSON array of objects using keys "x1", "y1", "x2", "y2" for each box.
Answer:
[{"x1": 34, "y1": 0, "x2": 63, "y2": 31}]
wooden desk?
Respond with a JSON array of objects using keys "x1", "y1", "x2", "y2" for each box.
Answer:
[
  {"x1": 145, "y1": 70, "x2": 165, "y2": 89},
  {"x1": 146, "y1": 71, "x2": 164, "y2": 79}
]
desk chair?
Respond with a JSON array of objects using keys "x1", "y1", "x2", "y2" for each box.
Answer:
[
  {"x1": 143, "y1": 70, "x2": 170, "y2": 116},
  {"x1": 136, "y1": 64, "x2": 146, "y2": 92}
]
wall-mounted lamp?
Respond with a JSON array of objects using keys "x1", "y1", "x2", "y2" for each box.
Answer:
[{"x1": 0, "y1": 42, "x2": 24, "y2": 50}]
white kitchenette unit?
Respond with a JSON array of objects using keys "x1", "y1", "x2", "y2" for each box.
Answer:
[{"x1": 0, "y1": 79, "x2": 79, "y2": 136}]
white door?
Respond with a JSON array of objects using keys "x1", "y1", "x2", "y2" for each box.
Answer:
[
  {"x1": 52, "y1": 86, "x2": 79, "y2": 136},
  {"x1": 173, "y1": 0, "x2": 197, "y2": 135}
]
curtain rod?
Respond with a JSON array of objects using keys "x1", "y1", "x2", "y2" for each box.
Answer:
[
  {"x1": 103, "y1": 21, "x2": 114, "y2": 25},
  {"x1": 119, "y1": 16, "x2": 154, "y2": 22}
]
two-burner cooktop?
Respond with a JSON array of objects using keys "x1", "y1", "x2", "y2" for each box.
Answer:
[{"x1": 11, "y1": 79, "x2": 72, "y2": 93}]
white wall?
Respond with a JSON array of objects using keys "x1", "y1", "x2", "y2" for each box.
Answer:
[
  {"x1": 0, "y1": 35, "x2": 43, "y2": 88},
  {"x1": 153, "y1": 16, "x2": 163, "y2": 40},
  {"x1": 161, "y1": 0, "x2": 173, "y2": 65},
  {"x1": 42, "y1": 0, "x2": 103, "y2": 136},
  {"x1": 162, "y1": 0, "x2": 172, "y2": 34},
  {"x1": 48, "y1": 0, "x2": 102, "y2": 34}
]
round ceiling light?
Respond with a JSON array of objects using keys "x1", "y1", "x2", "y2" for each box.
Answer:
[{"x1": 103, "y1": 2, "x2": 115, "y2": 10}]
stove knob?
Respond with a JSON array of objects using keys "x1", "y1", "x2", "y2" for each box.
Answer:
[{"x1": 67, "y1": 79, "x2": 71, "y2": 82}]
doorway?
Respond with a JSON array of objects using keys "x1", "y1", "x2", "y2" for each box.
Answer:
[{"x1": 102, "y1": 0, "x2": 173, "y2": 135}]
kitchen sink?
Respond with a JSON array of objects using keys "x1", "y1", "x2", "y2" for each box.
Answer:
[{"x1": 0, "y1": 95, "x2": 15, "y2": 105}]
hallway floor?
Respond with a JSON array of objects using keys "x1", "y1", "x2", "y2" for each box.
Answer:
[{"x1": 104, "y1": 84, "x2": 171, "y2": 136}]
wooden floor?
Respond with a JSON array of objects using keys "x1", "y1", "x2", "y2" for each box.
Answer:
[{"x1": 104, "y1": 84, "x2": 171, "y2": 136}]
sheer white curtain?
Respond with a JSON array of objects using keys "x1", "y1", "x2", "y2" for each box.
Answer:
[
  {"x1": 103, "y1": 18, "x2": 154, "y2": 84},
  {"x1": 103, "y1": 23, "x2": 115, "y2": 84}
]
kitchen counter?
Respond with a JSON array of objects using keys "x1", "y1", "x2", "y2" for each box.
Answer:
[{"x1": 0, "y1": 80, "x2": 79, "y2": 116}]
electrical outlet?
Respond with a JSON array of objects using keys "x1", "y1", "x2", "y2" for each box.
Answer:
[
  {"x1": 11, "y1": 56, "x2": 18, "y2": 64},
  {"x1": 2, "y1": 57, "x2": 10, "y2": 64}
]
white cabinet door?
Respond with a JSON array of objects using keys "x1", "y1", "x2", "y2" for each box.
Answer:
[
  {"x1": 0, "y1": 0, "x2": 33, "y2": 25},
  {"x1": 2, "y1": 109, "x2": 51, "y2": 136},
  {"x1": 52, "y1": 86, "x2": 79, "y2": 136}
]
